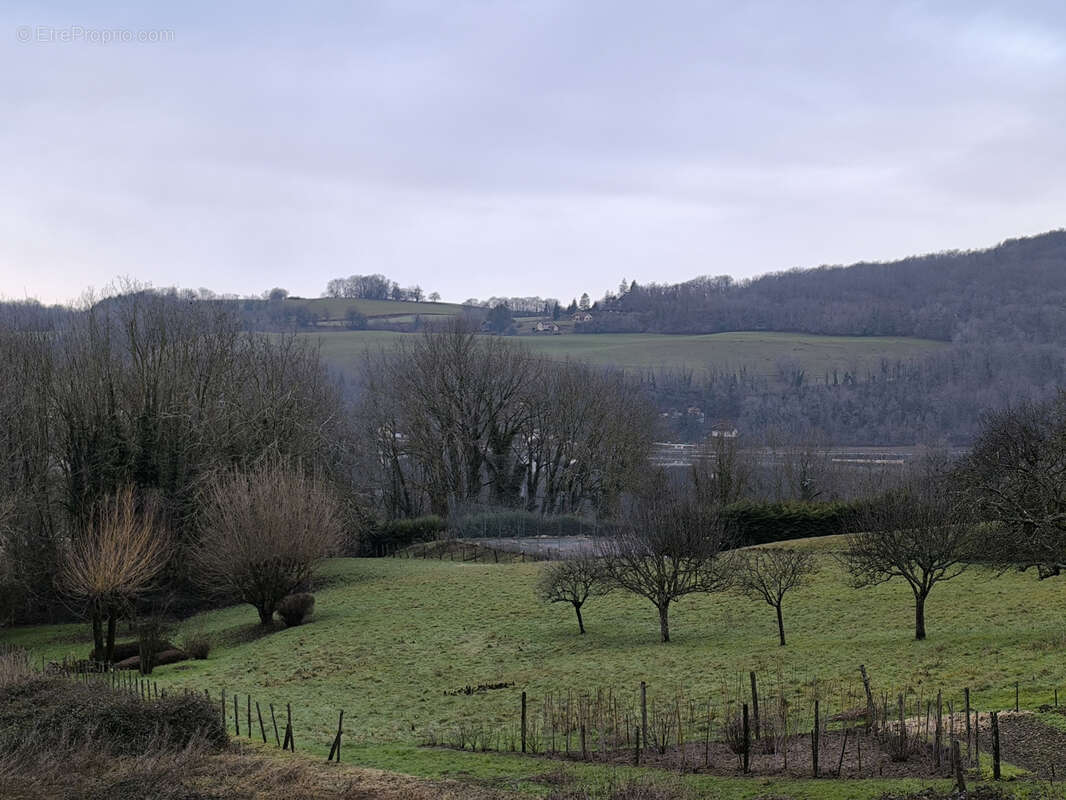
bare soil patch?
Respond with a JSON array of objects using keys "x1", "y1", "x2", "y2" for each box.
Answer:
[
  {"x1": 485, "y1": 725, "x2": 974, "y2": 781},
  {"x1": 977, "y1": 711, "x2": 1066, "y2": 780}
]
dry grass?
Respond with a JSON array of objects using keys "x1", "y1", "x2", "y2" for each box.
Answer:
[
  {"x1": 0, "y1": 736, "x2": 519, "y2": 800},
  {"x1": 0, "y1": 670, "x2": 513, "y2": 800},
  {"x1": 0, "y1": 645, "x2": 32, "y2": 687}
]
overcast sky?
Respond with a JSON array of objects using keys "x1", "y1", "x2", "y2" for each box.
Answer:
[{"x1": 2, "y1": 1, "x2": 1065, "y2": 305}]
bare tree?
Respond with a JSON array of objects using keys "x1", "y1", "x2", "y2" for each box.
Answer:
[
  {"x1": 962, "y1": 396, "x2": 1066, "y2": 578},
  {"x1": 737, "y1": 548, "x2": 817, "y2": 646},
  {"x1": 194, "y1": 459, "x2": 342, "y2": 625},
  {"x1": 840, "y1": 478, "x2": 974, "y2": 640},
  {"x1": 362, "y1": 324, "x2": 655, "y2": 517},
  {"x1": 692, "y1": 435, "x2": 752, "y2": 507},
  {"x1": 58, "y1": 487, "x2": 170, "y2": 663},
  {"x1": 518, "y1": 361, "x2": 655, "y2": 516},
  {"x1": 600, "y1": 485, "x2": 734, "y2": 642},
  {"x1": 538, "y1": 556, "x2": 610, "y2": 634}
]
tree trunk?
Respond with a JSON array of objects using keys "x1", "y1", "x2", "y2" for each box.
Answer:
[
  {"x1": 91, "y1": 612, "x2": 104, "y2": 661},
  {"x1": 574, "y1": 603, "x2": 585, "y2": 634},
  {"x1": 776, "y1": 603, "x2": 786, "y2": 646},
  {"x1": 914, "y1": 592, "x2": 927, "y2": 640},
  {"x1": 105, "y1": 611, "x2": 118, "y2": 663},
  {"x1": 258, "y1": 605, "x2": 274, "y2": 626},
  {"x1": 658, "y1": 603, "x2": 670, "y2": 643}
]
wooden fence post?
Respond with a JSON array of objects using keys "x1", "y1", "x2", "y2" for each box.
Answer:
[
  {"x1": 328, "y1": 710, "x2": 345, "y2": 762},
  {"x1": 270, "y1": 703, "x2": 280, "y2": 747},
  {"x1": 812, "y1": 699, "x2": 820, "y2": 778},
  {"x1": 742, "y1": 702, "x2": 750, "y2": 773},
  {"x1": 749, "y1": 672, "x2": 760, "y2": 741},
  {"x1": 256, "y1": 701, "x2": 267, "y2": 743},
  {"x1": 286, "y1": 703, "x2": 294, "y2": 751},
  {"x1": 991, "y1": 711, "x2": 1001, "y2": 780},
  {"x1": 641, "y1": 681, "x2": 648, "y2": 749},
  {"x1": 836, "y1": 727, "x2": 849, "y2": 776},
  {"x1": 234, "y1": 693, "x2": 240, "y2": 736},
  {"x1": 521, "y1": 691, "x2": 527, "y2": 753},
  {"x1": 934, "y1": 690, "x2": 942, "y2": 769},
  {"x1": 964, "y1": 688, "x2": 971, "y2": 764}
]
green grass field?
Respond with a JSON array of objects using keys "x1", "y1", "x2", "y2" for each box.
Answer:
[
  {"x1": 286, "y1": 296, "x2": 468, "y2": 321},
  {"x1": 4, "y1": 538, "x2": 1062, "y2": 797},
  {"x1": 307, "y1": 330, "x2": 948, "y2": 380}
]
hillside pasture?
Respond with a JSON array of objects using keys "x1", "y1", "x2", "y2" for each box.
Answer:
[
  {"x1": 285, "y1": 296, "x2": 469, "y2": 322},
  {"x1": 5, "y1": 537, "x2": 1064, "y2": 797},
  {"x1": 309, "y1": 330, "x2": 948, "y2": 382}
]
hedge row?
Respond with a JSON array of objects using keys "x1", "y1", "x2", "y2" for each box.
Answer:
[
  {"x1": 358, "y1": 515, "x2": 447, "y2": 555},
  {"x1": 450, "y1": 508, "x2": 615, "y2": 540},
  {"x1": 364, "y1": 501, "x2": 868, "y2": 554},
  {"x1": 722, "y1": 500, "x2": 868, "y2": 545}
]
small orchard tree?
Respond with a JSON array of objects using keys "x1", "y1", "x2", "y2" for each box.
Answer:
[
  {"x1": 600, "y1": 486, "x2": 734, "y2": 643},
  {"x1": 840, "y1": 478, "x2": 974, "y2": 640},
  {"x1": 737, "y1": 548, "x2": 817, "y2": 646},
  {"x1": 194, "y1": 459, "x2": 342, "y2": 625},
  {"x1": 538, "y1": 556, "x2": 610, "y2": 634},
  {"x1": 58, "y1": 488, "x2": 170, "y2": 663}
]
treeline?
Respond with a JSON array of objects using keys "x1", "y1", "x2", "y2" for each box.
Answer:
[
  {"x1": 359, "y1": 328, "x2": 657, "y2": 518},
  {"x1": 323, "y1": 273, "x2": 437, "y2": 303},
  {"x1": 0, "y1": 291, "x2": 356, "y2": 624},
  {"x1": 643, "y1": 342, "x2": 1066, "y2": 445},
  {"x1": 588, "y1": 229, "x2": 1066, "y2": 342}
]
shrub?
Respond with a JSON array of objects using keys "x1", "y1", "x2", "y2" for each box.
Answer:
[
  {"x1": 723, "y1": 710, "x2": 749, "y2": 758},
  {"x1": 449, "y1": 506, "x2": 614, "y2": 539},
  {"x1": 137, "y1": 613, "x2": 172, "y2": 675},
  {"x1": 0, "y1": 646, "x2": 33, "y2": 688},
  {"x1": 361, "y1": 515, "x2": 446, "y2": 555},
  {"x1": 193, "y1": 459, "x2": 342, "y2": 626},
  {"x1": 277, "y1": 593, "x2": 315, "y2": 627},
  {"x1": 180, "y1": 630, "x2": 212, "y2": 660},
  {"x1": 0, "y1": 676, "x2": 227, "y2": 756}
]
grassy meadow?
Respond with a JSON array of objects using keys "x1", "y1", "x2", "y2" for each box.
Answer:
[
  {"x1": 5, "y1": 537, "x2": 1064, "y2": 797},
  {"x1": 285, "y1": 296, "x2": 468, "y2": 321},
  {"x1": 308, "y1": 330, "x2": 948, "y2": 382}
]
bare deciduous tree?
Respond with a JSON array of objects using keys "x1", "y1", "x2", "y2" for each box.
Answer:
[
  {"x1": 840, "y1": 478, "x2": 974, "y2": 640},
  {"x1": 962, "y1": 396, "x2": 1066, "y2": 578},
  {"x1": 58, "y1": 487, "x2": 170, "y2": 663},
  {"x1": 737, "y1": 548, "x2": 817, "y2": 646},
  {"x1": 691, "y1": 435, "x2": 753, "y2": 507},
  {"x1": 600, "y1": 486, "x2": 734, "y2": 642},
  {"x1": 194, "y1": 459, "x2": 342, "y2": 625},
  {"x1": 363, "y1": 325, "x2": 655, "y2": 518},
  {"x1": 537, "y1": 556, "x2": 610, "y2": 634}
]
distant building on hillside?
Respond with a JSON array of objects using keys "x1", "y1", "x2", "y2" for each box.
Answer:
[
  {"x1": 709, "y1": 421, "x2": 739, "y2": 438},
  {"x1": 572, "y1": 312, "x2": 593, "y2": 322},
  {"x1": 534, "y1": 321, "x2": 560, "y2": 334}
]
